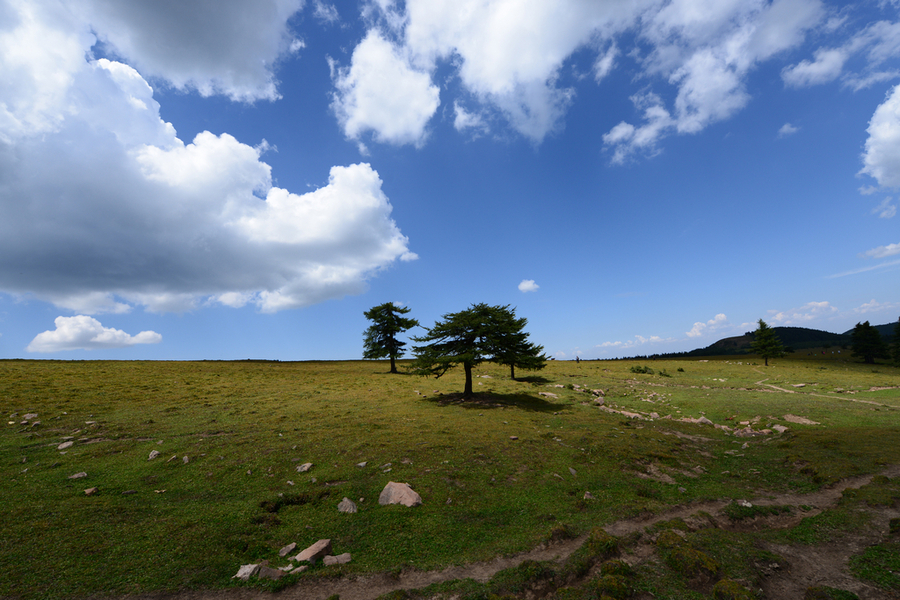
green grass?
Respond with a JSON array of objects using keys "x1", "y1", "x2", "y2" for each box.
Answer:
[{"x1": 1, "y1": 357, "x2": 898, "y2": 599}]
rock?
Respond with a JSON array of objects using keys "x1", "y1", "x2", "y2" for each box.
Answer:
[
  {"x1": 771, "y1": 424, "x2": 788, "y2": 433},
  {"x1": 289, "y1": 565, "x2": 308, "y2": 575},
  {"x1": 294, "y1": 539, "x2": 332, "y2": 564},
  {"x1": 84, "y1": 487, "x2": 98, "y2": 495},
  {"x1": 58, "y1": 441, "x2": 74, "y2": 450},
  {"x1": 182, "y1": 455, "x2": 189, "y2": 464},
  {"x1": 539, "y1": 392, "x2": 558, "y2": 399},
  {"x1": 510, "y1": 436, "x2": 519, "y2": 440},
  {"x1": 356, "y1": 461, "x2": 367, "y2": 468},
  {"x1": 783, "y1": 414, "x2": 819, "y2": 425},
  {"x1": 378, "y1": 481, "x2": 422, "y2": 507},
  {"x1": 257, "y1": 565, "x2": 284, "y2": 580},
  {"x1": 68, "y1": 472, "x2": 87, "y2": 479},
  {"x1": 323, "y1": 553, "x2": 352, "y2": 566},
  {"x1": 568, "y1": 467, "x2": 577, "y2": 476},
  {"x1": 583, "y1": 491, "x2": 595, "y2": 500},
  {"x1": 148, "y1": 450, "x2": 160, "y2": 460},
  {"x1": 233, "y1": 564, "x2": 260, "y2": 580},
  {"x1": 297, "y1": 462, "x2": 313, "y2": 473},
  {"x1": 338, "y1": 497, "x2": 358, "y2": 513},
  {"x1": 278, "y1": 542, "x2": 297, "y2": 557}
]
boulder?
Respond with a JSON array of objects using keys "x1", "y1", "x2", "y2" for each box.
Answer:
[
  {"x1": 294, "y1": 539, "x2": 332, "y2": 564},
  {"x1": 338, "y1": 497, "x2": 358, "y2": 513},
  {"x1": 323, "y1": 553, "x2": 352, "y2": 566},
  {"x1": 378, "y1": 481, "x2": 422, "y2": 507}
]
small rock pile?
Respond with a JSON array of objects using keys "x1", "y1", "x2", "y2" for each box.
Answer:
[{"x1": 233, "y1": 539, "x2": 351, "y2": 581}]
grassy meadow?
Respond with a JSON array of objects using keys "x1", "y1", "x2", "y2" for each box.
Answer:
[{"x1": 1, "y1": 355, "x2": 898, "y2": 599}]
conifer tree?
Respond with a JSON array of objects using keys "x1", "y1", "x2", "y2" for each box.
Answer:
[
  {"x1": 750, "y1": 319, "x2": 784, "y2": 366},
  {"x1": 851, "y1": 320, "x2": 889, "y2": 365},
  {"x1": 362, "y1": 303, "x2": 418, "y2": 374}
]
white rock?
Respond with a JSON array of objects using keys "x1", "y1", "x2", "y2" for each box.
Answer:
[
  {"x1": 148, "y1": 450, "x2": 160, "y2": 460},
  {"x1": 279, "y1": 542, "x2": 297, "y2": 557},
  {"x1": 378, "y1": 481, "x2": 422, "y2": 507},
  {"x1": 58, "y1": 441, "x2": 74, "y2": 450},
  {"x1": 294, "y1": 539, "x2": 332, "y2": 564},
  {"x1": 233, "y1": 564, "x2": 260, "y2": 580},
  {"x1": 338, "y1": 497, "x2": 358, "y2": 513},
  {"x1": 68, "y1": 472, "x2": 87, "y2": 479},
  {"x1": 323, "y1": 553, "x2": 352, "y2": 566},
  {"x1": 296, "y1": 462, "x2": 313, "y2": 473}
]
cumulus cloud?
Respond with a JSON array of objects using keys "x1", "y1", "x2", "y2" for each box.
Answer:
[
  {"x1": 331, "y1": 29, "x2": 440, "y2": 146},
  {"x1": 860, "y1": 84, "x2": 900, "y2": 189},
  {"x1": 769, "y1": 301, "x2": 838, "y2": 325},
  {"x1": 854, "y1": 298, "x2": 900, "y2": 315},
  {"x1": 778, "y1": 123, "x2": 800, "y2": 137},
  {"x1": 782, "y1": 47, "x2": 848, "y2": 87},
  {"x1": 597, "y1": 334, "x2": 672, "y2": 350},
  {"x1": 0, "y1": 2, "x2": 415, "y2": 315},
  {"x1": 686, "y1": 313, "x2": 728, "y2": 338},
  {"x1": 518, "y1": 279, "x2": 539, "y2": 293},
  {"x1": 27, "y1": 315, "x2": 162, "y2": 352}
]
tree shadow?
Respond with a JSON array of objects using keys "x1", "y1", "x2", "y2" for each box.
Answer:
[
  {"x1": 514, "y1": 375, "x2": 552, "y2": 385},
  {"x1": 422, "y1": 392, "x2": 568, "y2": 413}
]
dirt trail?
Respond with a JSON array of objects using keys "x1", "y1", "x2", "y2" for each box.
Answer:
[{"x1": 123, "y1": 465, "x2": 900, "y2": 600}]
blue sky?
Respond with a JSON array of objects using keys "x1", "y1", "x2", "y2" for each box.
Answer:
[{"x1": 1, "y1": 0, "x2": 898, "y2": 361}]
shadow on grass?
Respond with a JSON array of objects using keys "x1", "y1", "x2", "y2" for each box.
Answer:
[
  {"x1": 514, "y1": 375, "x2": 552, "y2": 385},
  {"x1": 422, "y1": 392, "x2": 568, "y2": 413}
]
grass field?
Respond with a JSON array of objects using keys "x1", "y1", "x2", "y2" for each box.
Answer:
[{"x1": 1, "y1": 355, "x2": 898, "y2": 599}]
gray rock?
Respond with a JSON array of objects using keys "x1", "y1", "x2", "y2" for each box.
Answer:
[
  {"x1": 182, "y1": 455, "x2": 189, "y2": 464},
  {"x1": 296, "y1": 462, "x2": 313, "y2": 473},
  {"x1": 23, "y1": 413, "x2": 38, "y2": 420},
  {"x1": 338, "y1": 497, "x2": 358, "y2": 513},
  {"x1": 279, "y1": 542, "x2": 297, "y2": 557},
  {"x1": 84, "y1": 487, "x2": 98, "y2": 495},
  {"x1": 378, "y1": 481, "x2": 422, "y2": 507},
  {"x1": 257, "y1": 565, "x2": 284, "y2": 580},
  {"x1": 583, "y1": 491, "x2": 595, "y2": 500},
  {"x1": 323, "y1": 553, "x2": 352, "y2": 566},
  {"x1": 58, "y1": 441, "x2": 74, "y2": 450},
  {"x1": 68, "y1": 472, "x2": 87, "y2": 479},
  {"x1": 568, "y1": 467, "x2": 577, "y2": 476},
  {"x1": 294, "y1": 539, "x2": 332, "y2": 564},
  {"x1": 233, "y1": 564, "x2": 260, "y2": 580},
  {"x1": 148, "y1": 450, "x2": 160, "y2": 460},
  {"x1": 289, "y1": 565, "x2": 308, "y2": 575}
]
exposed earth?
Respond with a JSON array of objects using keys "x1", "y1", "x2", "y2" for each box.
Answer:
[{"x1": 117, "y1": 466, "x2": 900, "y2": 600}]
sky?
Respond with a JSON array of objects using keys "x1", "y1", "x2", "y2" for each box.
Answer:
[{"x1": 1, "y1": 0, "x2": 899, "y2": 361}]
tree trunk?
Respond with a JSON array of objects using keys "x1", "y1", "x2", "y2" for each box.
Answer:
[
  {"x1": 510, "y1": 364, "x2": 516, "y2": 380},
  {"x1": 389, "y1": 355, "x2": 397, "y2": 374},
  {"x1": 764, "y1": 356, "x2": 768, "y2": 366},
  {"x1": 463, "y1": 362, "x2": 473, "y2": 398}
]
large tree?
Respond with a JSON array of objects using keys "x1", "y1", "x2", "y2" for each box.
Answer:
[
  {"x1": 362, "y1": 303, "x2": 419, "y2": 374},
  {"x1": 750, "y1": 319, "x2": 784, "y2": 366},
  {"x1": 411, "y1": 303, "x2": 544, "y2": 398},
  {"x1": 851, "y1": 320, "x2": 889, "y2": 365}
]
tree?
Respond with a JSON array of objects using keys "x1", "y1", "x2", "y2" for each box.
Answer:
[
  {"x1": 851, "y1": 320, "x2": 889, "y2": 365},
  {"x1": 362, "y1": 303, "x2": 419, "y2": 374},
  {"x1": 750, "y1": 319, "x2": 784, "y2": 366},
  {"x1": 411, "y1": 303, "x2": 545, "y2": 398}
]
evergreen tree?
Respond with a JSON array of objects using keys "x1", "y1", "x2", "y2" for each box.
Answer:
[
  {"x1": 362, "y1": 303, "x2": 419, "y2": 374},
  {"x1": 851, "y1": 320, "x2": 889, "y2": 365},
  {"x1": 750, "y1": 319, "x2": 784, "y2": 366},
  {"x1": 411, "y1": 303, "x2": 545, "y2": 398}
]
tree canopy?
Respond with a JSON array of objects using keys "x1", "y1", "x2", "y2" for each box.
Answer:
[
  {"x1": 362, "y1": 303, "x2": 419, "y2": 374},
  {"x1": 851, "y1": 320, "x2": 889, "y2": 365},
  {"x1": 411, "y1": 303, "x2": 546, "y2": 398},
  {"x1": 750, "y1": 319, "x2": 784, "y2": 366}
]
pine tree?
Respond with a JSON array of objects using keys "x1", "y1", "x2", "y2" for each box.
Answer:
[
  {"x1": 411, "y1": 303, "x2": 545, "y2": 397},
  {"x1": 851, "y1": 321, "x2": 889, "y2": 365},
  {"x1": 362, "y1": 303, "x2": 419, "y2": 374},
  {"x1": 750, "y1": 319, "x2": 784, "y2": 366}
]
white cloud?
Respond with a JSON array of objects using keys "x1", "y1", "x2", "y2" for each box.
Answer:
[
  {"x1": 860, "y1": 84, "x2": 900, "y2": 189},
  {"x1": 872, "y1": 197, "x2": 897, "y2": 218},
  {"x1": 782, "y1": 47, "x2": 848, "y2": 87},
  {"x1": 313, "y1": 1, "x2": 339, "y2": 24},
  {"x1": 453, "y1": 102, "x2": 488, "y2": 134},
  {"x1": 0, "y1": 3, "x2": 415, "y2": 315},
  {"x1": 853, "y1": 298, "x2": 900, "y2": 315},
  {"x1": 778, "y1": 122, "x2": 800, "y2": 137},
  {"x1": 596, "y1": 334, "x2": 672, "y2": 350},
  {"x1": 828, "y1": 258, "x2": 900, "y2": 278},
  {"x1": 862, "y1": 242, "x2": 900, "y2": 259},
  {"x1": 686, "y1": 313, "x2": 728, "y2": 338},
  {"x1": 518, "y1": 279, "x2": 539, "y2": 293},
  {"x1": 76, "y1": 0, "x2": 305, "y2": 102},
  {"x1": 27, "y1": 315, "x2": 162, "y2": 352},
  {"x1": 769, "y1": 301, "x2": 838, "y2": 325},
  {"x1": 331, "y1": 29, "x2": 440, "y2": 146}
]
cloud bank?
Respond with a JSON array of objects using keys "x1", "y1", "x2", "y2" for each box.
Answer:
[
  {"x1": 27, "y1": 316, "x2": 162, "y2": 352},
  {"x1": 0, "y1": 0, "x2": 415, "y2": 315}
]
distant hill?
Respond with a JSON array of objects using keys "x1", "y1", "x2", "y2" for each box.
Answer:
[{"x1": 646, "y1": 321, "x2": 896, "y2": 359}]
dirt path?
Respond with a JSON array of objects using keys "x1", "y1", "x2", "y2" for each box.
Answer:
[{"x1": 122, "y1": 466, "x2": 900, "y2": 600}]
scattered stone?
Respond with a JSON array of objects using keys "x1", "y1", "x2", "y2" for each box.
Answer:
[
  {"x1": 356, "y1": 461, "x2": 367, "y2": 468},
  {"x1": 539, "y1": 392, "x2": 558, "y2": 399},
  {"x1": 233, "y1": 564, "x2": 260, "y2": 580},
  {"x1": 297, "y1": 462, "x2": 313, "y2": 473},
  {"x1": 338, "y1": 497, "x2": 358, "y2": 513},
  {"x1": 772, "y1": 424, "x2": 788, "y2": 434},
  {"x1": 257, "y1": 566, "x2": 283, "y2": 580},
  {"x1": 791, "y1": 383, "x2": 806, "y2": 388},
  {"x1": 289, "y1": 565, "x2": 308, "y2": 575},
  {"x1": 122, "y1": 490, "x2": 137, "y2": 495},
  {"x1": 23, "y1": 413, "x2": 38, "y2": 420},
  {"x1": 510, "y1": 436, "x2": 519, "y2": 440},
  {"x1": 378, "y1": 481, "x2": 422, "y2": 507},
  {"x1": 584, "y1": 491, "x2": 595, "y2": 500},
  {"x1": 783, "y1": 414, "x2": 819, "y2": 425},
  {"x1": 323, "y1": 553, "x2": 352, "y2": 566},
  {"x1": 569, "y1": 467, "x2": 577, "y2": 476},
  {"x1": 738, "y1": 499, "x2": 752, "y2": 508},
  {"x1": 58, "y1": 441, "x2": 74, "y2": 450},
  {"x1": 84, "y1": 487, "x2": 98, "y2": 495},
  {"x1": 294, "y1": 539, "x2": 332, "y2": 564},
  {"x1": 182, "y1": 455, "x2": 189, "y2": 464},
  {"x1": 279, "y1": 542, "x2": 297, "y2": 557},
  {"x1": 167, "y1": 455, "x2": 178, "y2": 463},
  {"x1": 148, "y1": 450, "x2": 160, "y2": 460},
  {"x1": 68, "y1": 472, "x2": 87, "y2": 479}
]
